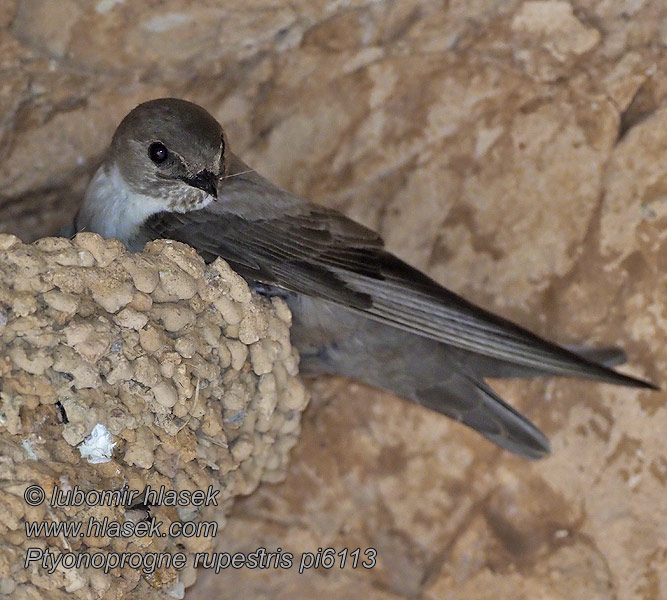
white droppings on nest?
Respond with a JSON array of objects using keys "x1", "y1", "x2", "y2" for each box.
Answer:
[
  {"x1": 77, "y1": 423, "x2": 117, "y2": 464},
  {"x1": 0, "y1": 232, "x2": 308, "y2": 600}
]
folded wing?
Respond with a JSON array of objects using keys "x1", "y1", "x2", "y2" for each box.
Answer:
[{"x1": 143, "y1": 185, "x2": 654, "y2": 390}]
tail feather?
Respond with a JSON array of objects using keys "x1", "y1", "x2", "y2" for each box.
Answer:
[
  {"x1": 416, "y1": 373, "x2": 551, "y2": 460},
  {"x1": 562, "y1": 345, "x2": 626, "y2": 368},
  {"x1": 290, "y1": 298, "x2": 655, "y2": 460}
]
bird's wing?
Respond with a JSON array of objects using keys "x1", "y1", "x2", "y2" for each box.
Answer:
[{"x1": 143, "y1": 197, "x2": 654, "y2": 389}]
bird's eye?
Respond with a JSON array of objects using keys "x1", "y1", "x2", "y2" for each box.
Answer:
[{"x1": 148, "y1": 142, "x2": 169, "y2": 164}]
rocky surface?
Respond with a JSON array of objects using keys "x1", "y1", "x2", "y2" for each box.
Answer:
[{"x1": 1, "y1": 1, "x2": 666, "y2": 599}]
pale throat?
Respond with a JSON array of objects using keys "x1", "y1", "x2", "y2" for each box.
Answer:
[{"x1": 78, "y1": 163, "x2": 213, "y2": 248}]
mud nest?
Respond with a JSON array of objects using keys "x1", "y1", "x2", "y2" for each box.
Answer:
[{"x1": 0, "y1": 233, "x2": 309, "y2": 599}]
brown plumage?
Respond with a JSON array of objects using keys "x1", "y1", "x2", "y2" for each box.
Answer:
[{"x1": 68, "y1": 98, "x2": 657, "y2": 459}]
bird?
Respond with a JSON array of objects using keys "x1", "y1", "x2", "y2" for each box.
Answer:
[{"x1": 63, "y1": 97, "x2": 657, "y2": 460}]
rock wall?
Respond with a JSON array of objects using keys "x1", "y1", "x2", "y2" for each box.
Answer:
[{"x1": 1, "y1": 1, "x2": 666, "y2": 599}]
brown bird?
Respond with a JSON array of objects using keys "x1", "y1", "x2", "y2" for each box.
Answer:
[{"x1": 63, "y1": 98, "x2": 656, "y2": 460}]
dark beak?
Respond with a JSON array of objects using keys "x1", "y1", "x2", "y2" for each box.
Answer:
[{"x1": 181, "y1": 169, "x2": 218, "y2": 198}]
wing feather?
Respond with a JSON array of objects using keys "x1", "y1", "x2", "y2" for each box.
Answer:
[{"x1": 143, "y1": 197, "x2": 654, "y2": 389}]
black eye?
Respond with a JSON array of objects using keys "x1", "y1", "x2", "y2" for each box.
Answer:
[{"x1": 148, "y1": 142, "x2": 169, "y2": 164}]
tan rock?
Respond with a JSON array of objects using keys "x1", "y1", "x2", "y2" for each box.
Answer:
[{"x1": 1, "y1": 1, "x2": 665, "y2": 599}]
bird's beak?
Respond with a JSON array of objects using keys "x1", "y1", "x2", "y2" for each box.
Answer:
[{"x1": 181, "y1": 169, "x2": 218, "y2": 198}]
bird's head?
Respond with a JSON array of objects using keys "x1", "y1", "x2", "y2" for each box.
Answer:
[{"x1": 109, "y1": 97, "x2": 226, "y2": 210}]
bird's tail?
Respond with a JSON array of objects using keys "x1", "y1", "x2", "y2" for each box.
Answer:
[{"x1": 412, "y1": 370, "x2": 550, "y2": 459}]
